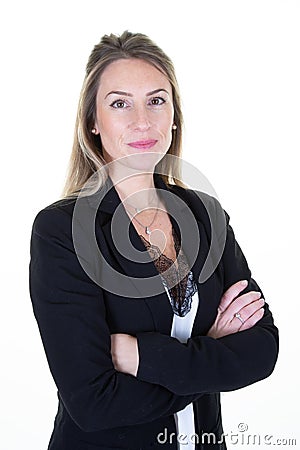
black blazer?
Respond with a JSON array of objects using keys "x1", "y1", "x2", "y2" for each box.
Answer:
[{"x1": 29, "y1": 173, "x2": 279, "y2": 450}]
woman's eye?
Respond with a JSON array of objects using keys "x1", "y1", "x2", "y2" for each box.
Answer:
[
  {"x1": 150, "y1": 97, "x2": 166, "y2": 106},
  {"x1": 110, "y1": 100, "x2": 128, "y2": 109}
]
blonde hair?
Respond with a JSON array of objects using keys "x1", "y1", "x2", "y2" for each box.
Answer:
[{"x1": 62, "y1": 30, "x2": 187, "y2": 199}]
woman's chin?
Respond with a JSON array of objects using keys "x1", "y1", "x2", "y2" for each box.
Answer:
[{"x1": 110, "y1": 151, "x2": 165, "y2": 174}]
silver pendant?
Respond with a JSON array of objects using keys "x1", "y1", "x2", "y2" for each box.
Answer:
[{"x1": 145, "y1": 226, "x2": 151, "y2": 235}]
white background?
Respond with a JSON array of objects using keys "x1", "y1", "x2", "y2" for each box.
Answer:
[{"x1": 1, "y1": 1, "x2": 299, "y2": 449}]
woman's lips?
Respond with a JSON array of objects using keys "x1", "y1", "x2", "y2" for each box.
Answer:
[{"x1": 127, "y1": 140, "x2": 158, "y2": 149}]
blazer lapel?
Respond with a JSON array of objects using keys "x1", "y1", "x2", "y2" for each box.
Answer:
[{"x1": 86, "y1": 172, "x2": 216, "y2": 334}]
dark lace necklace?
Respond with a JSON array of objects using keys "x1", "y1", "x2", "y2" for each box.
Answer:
[{"x1": 139, "y1": 227, "x2": 197, "y2": 317}]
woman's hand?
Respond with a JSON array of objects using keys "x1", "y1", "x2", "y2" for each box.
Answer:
[
  {"x1": 207, "y1": 280, "x2": 265, "y2": 339},
  {"x1": 110, "y1": 333, "x2": 139, "y2": 376},
  {"x1": 111, "y1": 281, "x2": 264, "y2": 371}
]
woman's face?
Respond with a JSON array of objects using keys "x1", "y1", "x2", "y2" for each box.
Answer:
[{"x1": 94, "y1": 58, "x2": 174, "y2": 171}]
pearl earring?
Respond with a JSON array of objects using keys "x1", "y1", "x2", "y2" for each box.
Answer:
[
  {"x1": 91, "y1": 128, "x2": 97, "y2": 134},
  {"x1": 172, "y1": 124, "x2": 177, "y2": 130}
]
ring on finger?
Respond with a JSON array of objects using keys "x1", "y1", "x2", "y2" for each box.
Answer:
[{"x1": 234, "y1": 312, "x2": 244, "y2": 324}]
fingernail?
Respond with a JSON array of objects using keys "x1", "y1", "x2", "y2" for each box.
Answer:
[{"x1": 241, "y1": 280, "x2": 248, "y2": 286}]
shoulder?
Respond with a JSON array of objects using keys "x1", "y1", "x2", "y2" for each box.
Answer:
[
  {"x1": 31, "y1": 197, "x2": 77, "y2": 240},
  {"x1": 169, "y1": 183, "x2": 230, "y2": 227}
]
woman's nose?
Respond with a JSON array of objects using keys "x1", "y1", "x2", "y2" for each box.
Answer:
[{"x1": 131, "y1": 106, "x2": 151, "y2": 131}]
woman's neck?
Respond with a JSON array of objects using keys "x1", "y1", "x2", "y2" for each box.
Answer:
[{"x1": 108, "y1": 170, "x2": 160, "y2": 210}]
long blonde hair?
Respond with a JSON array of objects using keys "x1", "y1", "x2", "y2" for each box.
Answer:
[{"x1": 62, "y1": 31, "x2": 187, "y2": 199}]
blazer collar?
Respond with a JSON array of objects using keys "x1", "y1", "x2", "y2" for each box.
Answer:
[
  {"x1": 88, "y1": 172, "x2": 187, "y2": 216},
  {"x1": 84, "y1": 172, "x2": 212, "y2": 334},
  {"x1": 86, "y1": 171, "x2": 209, "y2": 284}
]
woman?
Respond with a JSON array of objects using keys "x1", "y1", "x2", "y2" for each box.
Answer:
[{"x1": 29, "y1": 31, "x2": 279, "y2": 450}]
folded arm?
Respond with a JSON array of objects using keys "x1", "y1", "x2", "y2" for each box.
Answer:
[
  {"x1": 133, "y1": 211, "x2": 279, "y2": 395},
  {"x1": 29, "y1": 206, "x2": 203, "y2": 433}
]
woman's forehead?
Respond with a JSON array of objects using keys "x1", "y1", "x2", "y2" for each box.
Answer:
[{"x1": 97, "y1": 58, "x2": 171, "y2": 96}]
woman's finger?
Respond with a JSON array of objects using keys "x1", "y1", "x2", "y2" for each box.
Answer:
[
  {"x1": 218, "y1": 279, "x2": 248, "y2": 312},
  {"x1": 230, "y1": 298, "x2": 264, "y2": 330},
  {"x1": 239, "y1": 307, "x2": 265, "y2": 331},
  {"x1": 239, "y1": 298, "x2": 265, "y2": 322},
  {"x1": 226, "y1": 290, "x2": 262, "y2": 318}
]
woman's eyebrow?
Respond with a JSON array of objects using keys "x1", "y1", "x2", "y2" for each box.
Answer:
[
  {"x1": 146, "y1": 88, "x2": 170, "y2": 96},
  {"x1": 105, "y1": 90, "x2": 132, "y2": 99},
  {"x1": 105, "y1": 88, "x2": 170, "y2": 99}
]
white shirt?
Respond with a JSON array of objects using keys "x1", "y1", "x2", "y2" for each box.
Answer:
[{"x1": 164, "y1": 279, "x2": 199, "y2": 450}]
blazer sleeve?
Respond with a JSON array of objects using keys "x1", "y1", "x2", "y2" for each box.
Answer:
[
  {"x1": 136, "y1": 208, "x2": 279, "y2": 396},
  {"x1": 29, "y1": 206, "x2": 203, "y2": 433}
]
